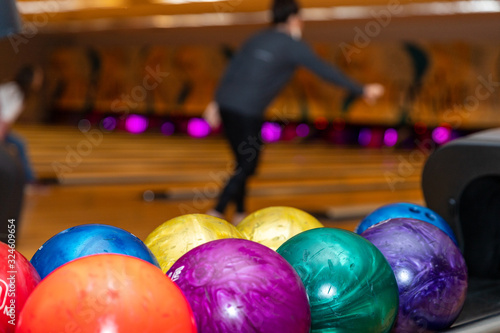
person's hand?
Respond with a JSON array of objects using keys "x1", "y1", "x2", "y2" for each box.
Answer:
[
  {"x1": 363, "y1": 83, "x2": 385, "y2": 105},
  {"x1": 203, "y1": 101, "x2": 221, "y2": 129}
]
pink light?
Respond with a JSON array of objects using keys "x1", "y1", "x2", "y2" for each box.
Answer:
[
  {"x1": 432, "y1": 126, "x2": 451, "y2": 144},
  {"x1": 261, "y1": 122, "x2": 282, "y2": 143},
  {"x1": 161, "y1": 122, "x2": 175, "y2": 136},
  {"x1": 187, "y1": 118, "x2": 210, "y2": 138},
  {"x1": 125, "y1": 115, "x2": 148, "y2": 134},
  {"x1": 384, "y1": 128, "x2": 398, "y2": 147},
  {"x1": 296, "y1": 124, "x2": 310, "y2": 138},
  {"x1": 101, "y1": 117, "x2": 117, "y2": 131},
  {"x1": 358, "y1": 128, "x2": 372, "y2": 147}
]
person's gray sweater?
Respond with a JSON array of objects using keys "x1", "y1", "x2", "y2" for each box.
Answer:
[{"x1": 215, "y1": 28, "x2": 364, "y2": 117}]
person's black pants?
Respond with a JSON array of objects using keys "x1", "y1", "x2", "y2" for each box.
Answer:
[{"x1": 215, "y1": 108, "x2": 263, "y2": 214}]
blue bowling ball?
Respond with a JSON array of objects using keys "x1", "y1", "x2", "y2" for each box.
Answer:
[
  {"x1": 355, "y1": 202, "x2": 458, "y2": 246},
  {"x1": 31, "y1": 224, "x2": 160, "y2": 279}
]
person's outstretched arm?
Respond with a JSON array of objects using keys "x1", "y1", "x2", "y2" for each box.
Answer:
[{"x1": 291, "y1": 40, "x2": 384, "y2": 103}]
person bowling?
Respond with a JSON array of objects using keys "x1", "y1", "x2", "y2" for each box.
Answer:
[{"x1": 205, "y1": 0, "x2": 385, "y2": 225}]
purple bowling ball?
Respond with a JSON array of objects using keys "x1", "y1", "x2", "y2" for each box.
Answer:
[
  {"x1": 167, "y1": 238, "x2": 311, "y2": 333},
  {"x1": 362, "y1": 218, "x2": 468, "y2": 332}
]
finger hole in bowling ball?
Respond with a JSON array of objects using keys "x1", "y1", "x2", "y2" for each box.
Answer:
[
  {"x1": 409, "y1": 207, "x2": 421, "y2": 214},
  {"x1": 424, "y1": 212, "x2": 436, "y2": 221}
]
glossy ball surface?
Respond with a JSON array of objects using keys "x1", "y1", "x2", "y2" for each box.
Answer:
[
  {"x1": 146, "y1": 214, "x2": 244, "y2": 273},
  {"x1": 355, "y1": 202, "x2": 458, "y2": 245},
  {"x1": 237, "y1": 206, "x2": 324, "y2": 250},
  {"x1": 0, "y1": 242, "x2": 40, "y2": 332},
  {"x1": 17, "y1": 254, "x2": 197, "y2": 333},
  {"x1": 362, "y1": 218, "x2": 468, "y2": 332},
  {"x1": 277, "y1": 227, "x2": 399, "y2": 333},
  {"x1": 31, "y1": 224, "x2": 159, "y2": 279},
  {"x1": 167, "y1": 238, "x2": 311, "y2": 333}
]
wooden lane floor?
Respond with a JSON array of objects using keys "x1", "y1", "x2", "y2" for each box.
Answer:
[{"x1": 14, "y1": 125, "x2": 425, "y2": 259}]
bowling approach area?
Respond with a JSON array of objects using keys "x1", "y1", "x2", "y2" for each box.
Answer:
[{"x1": 0, "y1": 124, "x2": 493, "y2": 332}]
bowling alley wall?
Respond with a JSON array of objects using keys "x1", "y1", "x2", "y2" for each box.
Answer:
[
  {"x1": 0, "y1": 15, "x2": 499, "y2": 133},
  {"x1": 37, "y1": 41, "x2": 499, "y2": 130}
]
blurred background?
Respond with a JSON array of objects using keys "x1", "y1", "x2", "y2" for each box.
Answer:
[
  {"x1": 3, "y1": 0, "x2": 500, "y2": 135},
  {"x1": 1, "y1": 0, "x2": 499, "y2": 257}
]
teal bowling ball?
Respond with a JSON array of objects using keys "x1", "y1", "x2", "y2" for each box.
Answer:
[{"x1": 277, "y1": 228, "x2": 399, "y2": 333}]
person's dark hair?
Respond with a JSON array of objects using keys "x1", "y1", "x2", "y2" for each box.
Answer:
[
  {"x1": 13, "y1": 65, "x2": 36, "y2": 95},
  {"x1": 271, "y1": 0, "x2": 300, "y2": 25}
]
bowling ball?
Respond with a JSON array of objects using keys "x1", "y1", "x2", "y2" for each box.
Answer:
[
  {"x1": 146, "y1": 214, "x2": 244, "y2": 273},
  {"x1": 355, "y1": 202, "x2": 458, "y2": 245},
  {"x1": 0, "y1": 242, "x2": 40, "y2": 332},
  {"x1": 31, "y1": 224, "x2": 159, "y2": 279},
  {"x1": 361, "y1": 218, "x2": 468, "y2": 332},
  {"x1": 17, "y1": 254, "x2": 197, "y2": 333},
  {"x1": 167, "y1": 238, "x2": 311, "y2": 333},
  {"x1": 277, "y1": 227, "x2": 399, "y2": 333},
  {"x1": 237, "y1": 206, "x2": 324, "y2": 250}
]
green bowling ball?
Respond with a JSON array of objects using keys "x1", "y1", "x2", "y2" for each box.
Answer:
[{"x1": 277, "y1": 228, "x2": 398, "y2": 333}]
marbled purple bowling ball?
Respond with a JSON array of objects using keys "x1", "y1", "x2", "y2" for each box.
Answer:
[
  {"x1": 167, "y1": 238, "x2": 311, "y2": 333},
  {"x1": 362, "y1": 218, "x2": 468, "y2": 332}
]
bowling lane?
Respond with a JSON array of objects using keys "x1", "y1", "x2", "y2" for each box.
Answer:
[
  {"x1": 16, "y1": 125, "x2": 424, "y2": 258},
  {"x1": 15, "y1": 125, "x2": 424, "y2": 186}
]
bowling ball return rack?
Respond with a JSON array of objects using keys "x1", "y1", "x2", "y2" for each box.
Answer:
[{"x1": 423, "y1": 128, "x2": 500, "y2": 332}]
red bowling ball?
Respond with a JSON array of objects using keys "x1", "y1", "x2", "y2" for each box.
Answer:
[
  {"x1": 16, "y1": 254, "x2": 197, "y2": 333},
  {"x1": 0, "y1": 242, "x2": 40, "y2": 333}
]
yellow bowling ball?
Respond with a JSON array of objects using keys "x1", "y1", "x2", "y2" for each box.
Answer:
[
  {"x1": 237, "y1": 206, "x2": 324, "y2": 251},
  {"x1": 145, "y1": 214, "x2": 245, "y2": 273}
]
